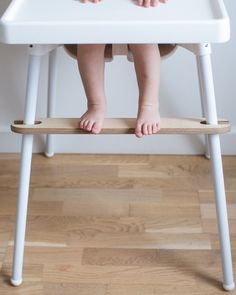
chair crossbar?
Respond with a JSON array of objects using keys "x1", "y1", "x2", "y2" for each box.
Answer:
[{"x1": 11, "y1": 117, "x2": 230, "y2": 135}]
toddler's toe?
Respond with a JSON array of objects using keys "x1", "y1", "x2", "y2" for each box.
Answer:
[
  {"x1": 86, "y1": 121, "x2": 94, "y2": 132},
  {"x1": 79, "y1": 119, "x2": 85, "y2": 129},
  {"x1": 153, "y1": 123, "x2": 160, "y2": 134},
  {"x1": 92, "y1": 122, "x2": 102, "y2": 134},
  {"x1": 84, "y1": 120, "x2": 90, "y2": 130},
  {"x1": 148, "y1": 124, "x2": 153, "y2": 135},
  {"x1": 142, "y1": 123, "x2": 149, "y2": 136},
  {"x1": 135, "y1": 123, "x2": 143, "y2": 138}
]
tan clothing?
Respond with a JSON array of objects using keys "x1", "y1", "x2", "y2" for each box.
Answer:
[{"x1": 64, "y1": 44, "x2": 177, "y2": 62}]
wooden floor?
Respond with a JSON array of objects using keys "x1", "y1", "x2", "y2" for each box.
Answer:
[{"x1": 0, "y1": 154, "x2": 235, "y2": 295}]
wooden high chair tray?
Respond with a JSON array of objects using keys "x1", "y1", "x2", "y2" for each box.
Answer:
[
  {"x1": 11, "y1": 118, "x2": 230, "y2": 135},
  {"x1": 0, "y1": 0, "x2": 230, "y2": 44}
]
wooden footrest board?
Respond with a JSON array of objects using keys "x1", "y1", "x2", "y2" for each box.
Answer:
[{"x1": 11, "y1": 118, "x2": 230, "y2": 135}]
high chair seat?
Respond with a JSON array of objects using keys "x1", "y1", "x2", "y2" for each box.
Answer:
[{"x1": 64, "y1": 44, "x2": 177, "y2": 62}]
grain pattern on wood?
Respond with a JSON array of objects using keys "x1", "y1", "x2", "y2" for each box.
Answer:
[
  {"x1": 0, "y1": 154, "x2": 235, "y2": 294},
  {"x1": 11, "y1": 118, "x2": 230, "y2": 135}
]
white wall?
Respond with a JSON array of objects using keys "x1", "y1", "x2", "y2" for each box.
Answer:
[{"x1": 0, "y1": 0, "x2": 235, "y2": 154}]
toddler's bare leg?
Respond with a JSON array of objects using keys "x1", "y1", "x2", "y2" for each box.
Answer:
[
  {"x1": 128, "y1": 44, "x2": 161, "y2": 138},
  {"x1": 77, "y1": 44, "x2": 106, "y2": 134}
]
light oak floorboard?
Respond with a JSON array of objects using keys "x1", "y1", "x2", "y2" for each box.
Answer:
[{"x1": 0, "y1": 154, "x2": 235, "y2": 294}]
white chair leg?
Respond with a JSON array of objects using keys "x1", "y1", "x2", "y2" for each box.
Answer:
[
  {"x1": 11, "y1": 53, "x2": 42, "y2": 286},
  {"x1": 196, "y1": 55, "x2": 210, "y2": 159},
  {"x1": 45, "y1": 48, "x2": 58, "y2": 158},
  {"x1": 197, "y1": 44, "x2": 235, "y2": 291}
]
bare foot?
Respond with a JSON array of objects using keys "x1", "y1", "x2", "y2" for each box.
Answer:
[
  {"x1": 137, "y1": 0, "x2": 168, "y2": 7},
  {"x1": 79, "y1": 104, "x2": 105, "y2": 134},
  {"x1": 135, "y1": 104, "x2": 160, "y2": 138},
  {"x1": 81, "y1": 0, "x2": 102, "y2": 3}
]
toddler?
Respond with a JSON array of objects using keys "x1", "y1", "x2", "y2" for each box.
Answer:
[{"x1": 77, "y1": 0, "x2": 168, "y2": 138}]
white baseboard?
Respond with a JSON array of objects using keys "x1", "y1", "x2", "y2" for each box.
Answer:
[{"x1": 0, "y1": 125, "x2": 10, "y2": 133}]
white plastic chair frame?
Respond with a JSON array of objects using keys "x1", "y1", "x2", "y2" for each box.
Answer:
[{"x1": 10, "y1": 43, "x2": 235, "y2": 291}]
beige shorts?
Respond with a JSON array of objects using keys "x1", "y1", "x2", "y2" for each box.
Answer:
[{"x1": 64, "y1": 44, "x2": 177, "y2": 62}]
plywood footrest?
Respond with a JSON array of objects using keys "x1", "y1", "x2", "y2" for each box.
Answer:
[{"x1": 11, "y1": 118, "x2": 230, "y2": 135}]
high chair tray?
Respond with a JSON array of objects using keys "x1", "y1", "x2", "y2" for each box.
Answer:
[{"x1": 0, "y1": 0, "x2": 230, "y2": 44}]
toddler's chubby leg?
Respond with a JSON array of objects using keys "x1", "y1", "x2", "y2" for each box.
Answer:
[
  {"x1": 77, "y1": 44, "x2": 106, "y2": 134},
  {"x1": 128, "y1": 44, "x2": 161, "y2": 138}
]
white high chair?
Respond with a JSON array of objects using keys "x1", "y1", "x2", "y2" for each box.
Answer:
[{"x1": 0, "y1": 0, "x2": 234, "y2": 291}]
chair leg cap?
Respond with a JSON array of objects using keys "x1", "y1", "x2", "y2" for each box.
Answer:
[
  {"x1": 11, "y1": 278, "x2": 22, "y2": 286},
  {"x1": 44, "y1": 152, "x2": 54, "y2": 158},
  {"x1": 223, "y1": 282, "x2": 235, "y2": 291}
]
